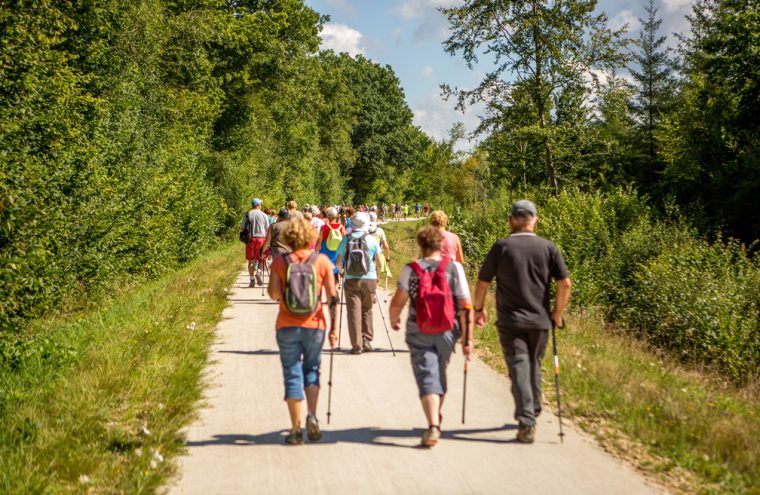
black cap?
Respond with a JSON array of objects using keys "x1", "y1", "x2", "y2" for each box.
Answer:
[{"x1": 278, "y1": 208, "x2": 290, "y2": 219}]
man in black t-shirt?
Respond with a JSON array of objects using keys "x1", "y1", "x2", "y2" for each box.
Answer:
[{"x1": 472, "y1": 200, "x2": 572, "y2": 444}]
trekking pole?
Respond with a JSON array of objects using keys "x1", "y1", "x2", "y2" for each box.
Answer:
[
  {"x1": 337, "y1": 275, "x2": 345, "y2": 350},
  {"x1": 384, "y1": 273, "x2": 389, "y2": 303},
  {"x1": 326, "y1": 341, "x2": 335, "y2": 424},
  {"x1": 552, "y1": 319, "x2": 566, "y2": 443},
  {"x1": 374, "y1": 290, "x2": 396, "y2": 357},
  {"x1": 461, "y1": 359, "x2": 469, "y2": 424}
]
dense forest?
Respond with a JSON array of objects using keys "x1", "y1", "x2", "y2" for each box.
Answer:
[{"x1": 1, "y1": 0, "x2": 758, "y2": 379}]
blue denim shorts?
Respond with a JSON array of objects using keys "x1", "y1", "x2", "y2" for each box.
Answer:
[{"x1": 276, "y1": 327, "x2": 326, "y2": 400}]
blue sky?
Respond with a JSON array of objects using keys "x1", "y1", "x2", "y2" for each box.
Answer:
[{"x1": 304, "y1": 0, "x2": 695, "y2": 150}]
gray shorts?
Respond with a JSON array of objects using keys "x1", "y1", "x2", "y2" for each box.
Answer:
[{"x1": 405, "y1": 330, "x2": 460, "y2": 397}]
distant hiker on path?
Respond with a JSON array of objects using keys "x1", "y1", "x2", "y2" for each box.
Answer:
[
  {"x1": 472, "y1": 200, "x2": 572, "y2": 444},
  {"x1": 315, "y1": 207, "x2": 345, "y2": 279},
  {"x1": 389, "y1": 226, "x2": 473, "y2": 447},
  {"x1": 336, "y1": 212, "x2": 380, "y2": 354},
  {"x1": 267, "y1": 218, "x2": 338, "y2": 445},
  {"x1": 429, "y1": 210, "x2": 464, "y2": 264},
  {"x1": 263, "y1": 208, "x2": 292, "y2": 257},
  {"x1": 241, "y1": 198, "x2": 270, "y2": 287}
]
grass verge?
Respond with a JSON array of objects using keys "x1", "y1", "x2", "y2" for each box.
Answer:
[
  {"x1": 0, "y1": 241, "x2": 241, "y2": 493},
  {"x1": 383, "y1": 221, "x2": 760, "y2": 495}
]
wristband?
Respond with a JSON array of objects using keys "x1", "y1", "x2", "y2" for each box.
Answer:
[{"x1": 474, "y1": 306, "x2": 483, "y2": 312}]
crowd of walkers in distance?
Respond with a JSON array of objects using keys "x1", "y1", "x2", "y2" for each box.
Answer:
[{"x1": 240, "y1": 198, "x2": 571, "y2": 447}]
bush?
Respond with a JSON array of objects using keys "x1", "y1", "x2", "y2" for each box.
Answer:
[{"x1": 448, "y1": 187, "x2": 760, "y2": 382}]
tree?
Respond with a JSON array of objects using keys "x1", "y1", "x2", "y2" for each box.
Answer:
[
  {"x1": 440, "y1": 0, "x2": 629, "y2": 192},
  {"x1": 630, "y1": 0, "x2": 676, "y2": 190}
]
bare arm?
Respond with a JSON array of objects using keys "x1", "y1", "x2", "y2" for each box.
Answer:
[
  {"x1": 389, "y1": 289, "x2": 409, "y2": 331},
  {"x1": 456, "y1": 297, "x2": 474, "y2": 358},
  {"x1": 455, "y1": 236, "x2": 465, "y2": 264},
  {"x1": 323, "y1": 268, "x2": 338, "y2": 347},
  {"x1": 551, "y1": 278, "x2": 572, "y2": 327},
  {"x1": 267, "y1": 263, "x2": 281, "y2": 300},
  {"x1": 262, "y1": 227, "x2": 273, "y2": 252},
  {"x1": 473, "y1": 280, "x2": 491, "y2": 328}
]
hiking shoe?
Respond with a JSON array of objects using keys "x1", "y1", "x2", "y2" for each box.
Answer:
[
  {"x1": 284, "y1": 429, "x2": 303, "y2": 445},
  {"x1": 248, "y1": 279, "x2": 256, "y2": 288},
  {"x1": 421, "y1": 426, "x2": 441, "y2": 447},
  {"x1": 350, "y1": 347, "x2": 363, "y2": 355},
  {"x1": 306, "y1": 413, "x2": 322, "y2": 442},
  {"x1": 516, "y1": 424, "x2": 536, "y2": 444},
  {"x1": 255, "y1": 271, "x2": 263, "y2": 286},
  {"x1": 362, "y1": 340, "x2": 373, "y2": 352}
]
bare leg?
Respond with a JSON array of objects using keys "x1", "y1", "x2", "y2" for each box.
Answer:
[
  {"x1": 305, "y1": 385, "x2": 319, "y2": 415},
  {"x1": 286, "y1": 399, "x2": 302, "y2": 431},
  {"x1": 420, "y1": 394, "x2": 441, "y2": 427},
  {"x1": 247, "y1": 259, "x2": 255, "y2": 277}
]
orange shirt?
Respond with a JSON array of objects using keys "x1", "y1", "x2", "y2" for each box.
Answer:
[{"x1": 271, "y1": 250, "x2": 334, "y2": 330}]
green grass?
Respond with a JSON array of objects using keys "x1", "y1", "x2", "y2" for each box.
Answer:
[
  {"x1": 383, "y1": 221, "x2": 760, "y2": 495},
  {"x1": 0, "y1": 241, "x2": 242, "y2": 493}
]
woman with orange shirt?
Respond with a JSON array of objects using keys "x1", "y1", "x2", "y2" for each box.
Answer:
[{"x1": 268, "y1": 218, "x2": 338, "y2": 445}]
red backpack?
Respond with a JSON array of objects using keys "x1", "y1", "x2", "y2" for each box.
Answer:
[{"x1": 410, "y1": 258, "x2": 456, "y2": 334}]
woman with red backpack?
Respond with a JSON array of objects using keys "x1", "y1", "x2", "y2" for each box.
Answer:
[{"x1": 389, "y1": 226, "x2": 474, "y2": 447}]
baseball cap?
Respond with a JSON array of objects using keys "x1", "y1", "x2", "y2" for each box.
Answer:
[
  {"x1": 251, "y1": 198, "x2": 263, "y2": 206},
  {"x1": 509, "y1": 199, "x2": 537, "y2": 218},
  {"x1": 278, "y1": 208, "x2": 289, "y2": 219}
]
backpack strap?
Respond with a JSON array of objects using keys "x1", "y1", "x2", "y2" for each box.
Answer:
[
  {"x1": 305, "y1": 252, "x2": 319, "y2": 265},
  {"x1": 436, "y1": 257, "x2": 450, "y2": 273},
  {"x1": 409, "y1": 261, "x2": 424, "y2": 278},
  {"x1": 283, "y1": 253, "x2": 294, "y2": 266}
]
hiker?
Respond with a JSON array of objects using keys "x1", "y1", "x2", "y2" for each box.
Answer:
[
  {"x1": 473, "y1": 200, "x2": 572, "y2": 444},
  {"x1": 414, "y1": 203, "x2": 422, "y2": 218},
  {"x1": 241, "y1": 198, "x2": 270, "y2": 287},
  {"x1": 343, "y1": 207, "x2": 355, "y2": 234},
  {"x1": 267, "y1": 217, "x2": 338, "y2": 445},
  {"x1": 316, "y1": 207, "x2": 345, "y2": 279},
  {"x1": 368, "y1": 211, "x2": 391, "y2": 269},
  {"x1": 429, "y1": 210, "x2": 464, "y2": 264},
  {"x1": 423, "y1": 203, "x2": 430, "y2": 216},
  {"x1": 263, "y1": 208, "x2": 292, "y2": 256},
  {"x1": 287, "y1": 200, "x2": 304, "y2": 220},
  {"x1": 389, "y1": 226, "x2": 473, "y2": 447},
  {"x1": 336, "y1": 212, "x2": 380, "y2": 354}
]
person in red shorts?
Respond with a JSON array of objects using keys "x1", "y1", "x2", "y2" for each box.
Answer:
[{"x1": 242, "y1": 198, "x2": 270, "y2": 287}]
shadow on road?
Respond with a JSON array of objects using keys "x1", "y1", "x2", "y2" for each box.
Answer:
[{"x1": 186, "y1": 424, "x2": 521, "y2": 449}]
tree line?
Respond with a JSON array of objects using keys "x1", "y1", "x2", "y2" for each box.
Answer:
[
  {"x1": 0, "y1": 0, "x2": 439, "y2": 333},
  {"x1": 428, "y1": 0, "x2": 759, "y2": 244}
]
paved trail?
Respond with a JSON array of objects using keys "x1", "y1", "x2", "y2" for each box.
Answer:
[{"x1": 173, "y1": 266, "x2": 661, "y2": 495}]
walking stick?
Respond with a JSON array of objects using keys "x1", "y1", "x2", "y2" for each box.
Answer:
[
  {"x1": 326, "y1": 341, "x2": 335, "y2": 424},
  {"x1": 461, "y1": 359, "x2": 469, "y2": 424},
  {"x1": 337, "y1": 275, "x2": 345, "y2": 350},
  {"x1": 374, "y1": 290, "x2": 396, "y2": 357},
  {"x1": 552, "y1": 320, "x2": 566, "y2": 443},
  {"x1": 384, "y1": 273, "x2": 389, "y2": 303}
]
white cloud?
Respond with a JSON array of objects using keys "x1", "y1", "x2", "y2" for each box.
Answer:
[
  {"x1": 320, "y1": 23, "x2": 364, "y2": 56},
  {"x1": 610, "y1": 10, "x2": 641, "y2": 32},
  {"x1": 662, "y1": 0, "x2": 693, "y2": 13},
  {"x1": 421, "y1": 66, "x2": 434, "y2": 77},
  {"x1": 412, "y1": 89, "x2": 484, "y2": 151}
]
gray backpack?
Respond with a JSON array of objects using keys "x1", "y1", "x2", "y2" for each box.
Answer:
[
  {"x1": 284, "y1": 253, "x2": 319, "y2": 315},
  {"x1": 346, "y1": 233, "x2": 371, "y2": 276}
]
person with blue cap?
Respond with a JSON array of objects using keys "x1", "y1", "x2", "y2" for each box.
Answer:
[{"x1": 242, "y1": 198, "x2": 270, "y2": 287}]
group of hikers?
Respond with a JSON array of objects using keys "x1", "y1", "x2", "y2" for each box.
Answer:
[{"x1": 240, "y1": 198, "x2": 572, "y2": 447}]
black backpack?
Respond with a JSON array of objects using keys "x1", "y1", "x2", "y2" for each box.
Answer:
[
  {"x1": 346, "y1": 233, "x2": 371, "y2": 276},
  {"x1": 239, "y1": 213, "x2": 252, "y2": 244}
]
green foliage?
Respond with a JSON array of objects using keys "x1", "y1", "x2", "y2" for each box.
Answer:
[
  {"x1": 448, "y1": 187, "x2": 760, "y2": 382},
  {"x1": 0, "y1": 242, "x2": 241, "y2": 492}
]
